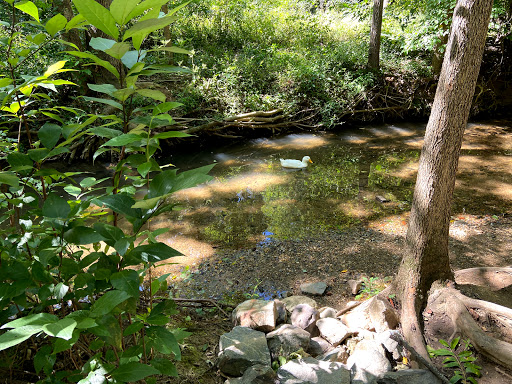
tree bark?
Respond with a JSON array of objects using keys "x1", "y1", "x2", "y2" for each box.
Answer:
[
  {"x1": 367, "y1": 0, "x2": 384, "y2": 70},
  {"x1": 395, "y1": 0, "x2": 493, "y2": 361}
]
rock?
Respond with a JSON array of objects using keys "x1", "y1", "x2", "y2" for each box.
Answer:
[
  {"x1": 300, "y1": 281, "x2": 328, "y2": 296},
  {"x1": 281, "y1": 295, "x2": 318, "y2": 312},
  {"x1": 224, "y1": 364, "x2": 278, "y2": 384},
  {"x1": 291, "y1": 304, "x2": 320, "y2": 335},
  {"x1": 376, "y1": 330, "x2": 403, "y2": 361},
  {"x1": 348, "y1": 348, "x2": 391, "y2": 384},
  {"x1": 375, "y1": 195, "x2": 390, "y2": 203},
  {"x1": 348, "y1": 280, "x2": 363, "y2": 295},
  {"x1": 318, "y1": 345, "x2": 349, "y2": 364},
  {"x1": 232, "y1": 299, "x2": 277, "y2": 332},
  {"x1": 218, "y1": 326, "x2": 271, "y2": 376},
  {"x1": 318, "y1": 306, "x2": 337, "y2": 318},
  {"x1": 316, "y1": 318, "x2": 352, "y2": 346},
  {"x1": 275, "y1": 300, "x2": 287, "y2": 325},
  {"x1": 353, "y1": 339, "x2": 386, "y2": 358},
  {"x1": 368, "y1": 296, "x2": 399, "y2": 333},
  {"x1": 308, "y1": 336, "x2": 333, "y2": 356},
  {"x1": 377, "y1": 369, "x2": 441, "y2": 384},
  {"x1": 341, "y1": 299, "x2": 373, "y2": 330},
  {"x1": 277, "y1": 357, "x2": 351, "y2": 384},
  {"x1": 266, "y1": 324, "x2": 311, "y2": 361}
]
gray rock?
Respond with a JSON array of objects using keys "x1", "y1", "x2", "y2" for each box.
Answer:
[
  {"x1": 377, "y1": 369, "x2": 441, "y2": 384},
  {"x1": 218, "y1": 326, "x2": 272, "y2": 376},
  {"x1": 266, "y1": 324, "x2": 310, "y2": 361},
  {"x1": 376, "y1": 330, "x2": 403, "y2": 361},
  {"x1": 341, "y1": 299, "x2": 373, "y2": 330},
  {"x1": 291, "y1": 304, "x2": 320, "y2": 336},
  {"x1": 318, "y1": 345, "x2": 349, "y2": 364},
  {"x1": 277, "y1": 357, "x2": 351, "y2": 384},
  {"x1": 318, "y1": 307, "x2": 338, "y2": 319},
  {"x1": 308, "y1": 336, "x2": 333, "y2": 357},
  {"x1": 275, "y1": 299, "x2": 287, "y2": 325},
  {"x1": 300, "y1": 282, "x2": 328, "y2": 296},
  {"x1": 232, "y1": 299, "x2": 277, "y2": 332},
  {"x1": 316, "y1": 318, "x2": 352, "y2": 346},
  {"x1": 348, "y1": 348, "x2": 391, "y2": 384},
  {"x1": 348, "y1": 280, "x2": 363, "y2": 295},
  {"x1": 369, "y1": 296, "x2": 399, "y2": 333},
  {"x1": 224, "y1": 364, "x2": 278, "y2": 384},
  {"x1": 281, "y1": 296, "x2": 318, "y2": 312}
]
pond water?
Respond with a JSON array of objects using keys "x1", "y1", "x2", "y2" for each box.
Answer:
[{"x1": 146, "y1": 120, "x2": 512, "y2": 261}]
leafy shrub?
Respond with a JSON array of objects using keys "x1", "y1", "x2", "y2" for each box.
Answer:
[{"x1": 0, "y1": 1, "x2": 212, "y2": 382}]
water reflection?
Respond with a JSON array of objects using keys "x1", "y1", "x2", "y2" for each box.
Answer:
[{"x1": 160, "y1": 123, "x2": 428, "y2": 248}]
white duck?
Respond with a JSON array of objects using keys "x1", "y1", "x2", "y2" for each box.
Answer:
[{"x1": 280, "y1": 156, "x2": 313, "y2": 169}]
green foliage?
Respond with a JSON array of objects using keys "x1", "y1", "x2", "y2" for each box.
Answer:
[
  {"x1": 355, "y1": 276, "x2": 392, "y2": 300},
  {"x1": 0, "y1": 1, "x2": 212, "y2": 382},
  {"x1": 428, "y1": 337, "x2": 482, "y2": 384}
]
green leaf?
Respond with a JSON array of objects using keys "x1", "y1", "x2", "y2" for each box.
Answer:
[
  {"x1": 95, "y1": 193, "x2": 142, "y2": 218},
  {"x1": 153, "y1": 131, "x2": 191, "y2": 140},
  {"x1": 150, "y1": 358, "x2": 177, "y2": 376},
  {"x1": 136, "y1": 89, "x2": 166, "y2": 102},
  {"x1": 0, "y1": 326, "x2": 39, "y2": 351},
  {"x1": 7, "y1": 152, "x2": 33, "y2": 175},
  {"x1": 39, "y1": 122, "x2": 62, "y2": 149},
  {"x1": 63, "y1": 184, "x2": 82, "y2": 197},
  {"x1": 123, "y1": 16, "x2": 177, "y2": 42},
  {"x1": 450, "y1": 337, "x2": 460, "y2": 350},
  {"x1": 15, "y1": 0, "x2": 39, "y2": 21},
  {"x1": 105, "y1": 42, "x2": 130, "y2": 59},
  {"x1": 1, "y1": 313, "x2": 58, "y2": 329},
  {"x1": 465, "y1": 363, "x2": 481, "y2": 375},
  {"x1": 126, "y1": 243, "x2": 182, "y2": 265},
  {"x1": 126, "y1": 0, "x2": 169, "y2": 22},
  {"x1": 42, "y1": 318, "x2": 77, "y2": 340},
  {"x1": 110, "y1": 0, "x2": 139, "y2": 24},
  {"x1": 64, "y1": 226, "x2": 104, "y2": 244},
  {"x1": 43, "y1": 193, "x2": 70, "y2": 218},
  {"x1": 82, "y1": 96, "x2": 122, "y2": 110},
  {"x1": 45, "y1": 13, "x2": 67, "y2": 36},
  {"x1": 152, "y1": 46, "x2": 192, "y2": 55},
  {"x1": 112, "y1": 87, "x2": 135, "y2": 102},
  {"x1": 66, "y1": 14, "x2": 86, "y2": 30},
  {"x1": 152, "y1": 101, "x2": 183, "y2": 115},
  {"x1": 90, "y1": 290, "x2": 131, "y2": 317},
  {"x1": 121, "y1": 50, "x2": 146, "y2": 69},
  {"x1": 146, "y1": 326, "x2": 180, "y2": 358},
  {"x1": 93, "y1": 222, "x2": 125, "y2": 245},
  {"x1": 65, "y1": 51, "x2": 120, "y2": 79},
  {"x1": 0, "y1": 172, "x2": 19, "y2": 187},
  {"x1": 89, "y1": 37, "x2": 116, "y2": 52},
  {"x1": 439, "y1": 339, "x2": 450, "y2": 348},
  {"x1": 111, "y1": 270, "x2": 140, "y2": 297},
  {"x1": 88, "y1": 83, "x2": 118, "y2": 97},
  {"x1": 28, "y1": 148, "x2": 50, "y2": 162},
  {"x1": 34, "y1": 345, "x2": 54, "y2": 374},
  {"x1": 73, "y1": 0, "x2": 119, "y2": 40},
  {"x1": 102, "y1": 133, "x2": 141, "y2": 147},
  {"x1": 111, "y1": 362, "x2": 159, "y2": 382},
  {"x1": 139, "y1": 65, "x2": 191, "y2": 76},
  {"x1": 124, "y1": 321, "x2": 143, "y2": 336},
  {"x1": 89, "y1": 126, "x2": 122, "y2": 138}
]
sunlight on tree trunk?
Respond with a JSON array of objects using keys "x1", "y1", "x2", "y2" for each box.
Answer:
[
  {"x1": 367, "y1": 0, "x2": 384, "y2": 70},
  {"x1": 395, "y1": 0, "x2": 493, "y2": 362}
]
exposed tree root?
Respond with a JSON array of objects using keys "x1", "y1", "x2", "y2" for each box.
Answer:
[
  {"x1": 429, "y1": 287, "x2": 512, "y2": 370},
  {"x1": 454, "y1": 267, "x2": 512, "y2": 290}
]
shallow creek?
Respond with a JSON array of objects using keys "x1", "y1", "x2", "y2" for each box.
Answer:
[{"x1": 134, "y1": 120, "x2": 512, "y2": 277}]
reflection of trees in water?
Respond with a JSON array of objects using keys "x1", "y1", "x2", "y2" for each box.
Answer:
[{"x1": 201, "y1": 147, "x2": 420, "y2": 245}]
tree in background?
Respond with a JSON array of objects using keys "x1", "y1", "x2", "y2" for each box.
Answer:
[
  {"x1": 394, "y1": 0, "x2": 512, "y2": 367},
  {"x1": 367, "y1": 0, "x2": 384, "y2": 69}
]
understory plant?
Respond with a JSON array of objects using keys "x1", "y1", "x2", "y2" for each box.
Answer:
[
  {"x1": 0, "y1": 0, "x2": 211, "y2": 382},
  {"x1": 427, "y1": 337, "x2": 482, "y2": 384}
]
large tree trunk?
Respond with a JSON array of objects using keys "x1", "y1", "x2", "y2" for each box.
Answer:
[
  {"x1": 394, "y1": 0, "x2": 493, "y2": 361},
  {"x1": 367, "y1": 0, "x2": 384, "y2": 70}
]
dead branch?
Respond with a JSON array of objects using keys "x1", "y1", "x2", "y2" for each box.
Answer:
[
  {"x1": 173, "y1": 298, "x2": 230, "y2": 318},
  {"x1": 389, "y1": 332, "x2": 451, "y2": 384}
]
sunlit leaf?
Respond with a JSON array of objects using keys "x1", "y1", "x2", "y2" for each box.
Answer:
[
  {"x1": 15, "y1": 0, "x2": 39, "y2": 22},
  {"x1": 72, "y1": 0, "x2": 119, "y2": 40}
]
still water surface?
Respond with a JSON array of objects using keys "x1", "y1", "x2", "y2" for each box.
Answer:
[{"x1": 149, "y1": 120, "x2": 512, "y2": 254}]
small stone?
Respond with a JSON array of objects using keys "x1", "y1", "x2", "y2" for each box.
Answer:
[
  {"x1": 319, "y1": 307, "x2": 338, "y2": 318},
  {"x1": 316, "y1": 318, "x2": 352, "y2": 346},
  {"x1": 347, "y1": 280, "x2": 363, "y2": 295},
  {"x1": 308, "y1": 336, "x2": 333, "y2": 356},
  {"x1": 232, "y1": 299, "x2": 277, "y2": 332},
  {"x1": 277, "y1": 357, "x2": 351, "y2": 384},
  {"x1": 275, "y1": 300, "x2": 287, "y2": 325},
  {"x1": 380, "y1": 369, "x2": 441, "y2": 384},
  {"x1": 300, "y1": 281, "x2": 328, "y2": 296},
  {"x1": 281, "y1": 295, "x2": 318, "y2": 312},
  {"x1": 266, "y1": 324, "x2": 311, "y2": 361},
  {"x1": 224, "y1": 364, "x2": 277, "y2": 384},
  {"x1": 318, "y1": 345, "x2": 349, "y2": 364},
  {"x1": 376, "y1": 195, "x2": 390, "y2": 203},
  {"x1": 348, "y1": 348, "x2": 391, "y2": 383},
  {"x1": 369, "y1": 296, "x2": 399, "y2": 333},
  {"x1": 291, "y1": 304, "x2": 320, "y2": 335}
]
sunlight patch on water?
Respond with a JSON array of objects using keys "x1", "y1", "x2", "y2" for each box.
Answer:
[{"x1": 251, "y1": 134, "x2": 328, "y2": 150}]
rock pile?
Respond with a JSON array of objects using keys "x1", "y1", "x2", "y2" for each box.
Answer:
[{"x1": 218, "y1": 295, "x2": 441, "y2": 384}]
